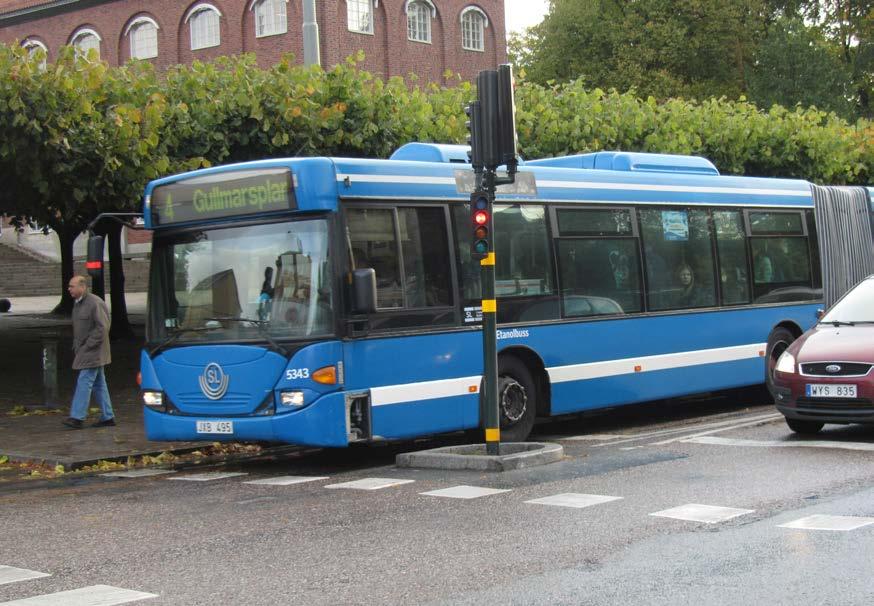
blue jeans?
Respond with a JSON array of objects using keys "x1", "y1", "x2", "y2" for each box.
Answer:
[{"x1": 69, "y1": 366, "x2": 114, "y2": 421}]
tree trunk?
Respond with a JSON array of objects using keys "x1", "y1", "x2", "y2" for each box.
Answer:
[
  {"x1": 107, "y1": 221, "x2": 134, "y2": 340},
  {"x1": 52, "y1": 226, "x2": 77, "y2": 316}
]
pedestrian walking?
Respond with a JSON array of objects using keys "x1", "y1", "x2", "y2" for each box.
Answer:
[{"x1": 63, "y1": 275, "x2": 115, "y2": 429}]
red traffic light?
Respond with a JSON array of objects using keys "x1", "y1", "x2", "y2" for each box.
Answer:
[{"x1": 474, "y1": 210, "x2": 488, "y2": 225}]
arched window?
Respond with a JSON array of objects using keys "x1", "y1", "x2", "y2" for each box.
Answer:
[
  {"x1": 70, "y1": 28, "x2": 101, "y2": 58},
  {"x1": 406, "y1": 0, "x2": 434, "y2": 43},
  {"x1": 252, "y1": 0, "x2": 287, "y2": 38},
  {"x1": 22, "y1": 39, "x2": 48, "y2": 67},
  {"x1": 186, "y1": 4, "x2": 221, "y2": 50},
  {"x1": 347, "y1": 0, "x2": 375, "y2": 34},
  {"x1": 125, "y1": 17, "x2": 159, "y2": 59},
  {"x1": 461, "y1": 6, "x2": 487, "y2": 51}
]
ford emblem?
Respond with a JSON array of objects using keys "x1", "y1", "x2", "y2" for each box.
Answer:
[
  {"x1": 825, "y1": 364, "x2": 842, "y2": 374},
  {"x1": 199, "y1": 362, "x2": 229, "y2": 400}
]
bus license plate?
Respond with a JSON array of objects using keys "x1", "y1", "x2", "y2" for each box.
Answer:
[
  {"x1": 196, "y1": 420, "x2": 234, "y2": 434},
  {"x1": 806, "y1": 384, "x2": 857, "y2": 399}
]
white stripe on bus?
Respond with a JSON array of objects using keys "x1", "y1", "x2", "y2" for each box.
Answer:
[
  {"x1": 367, "y1": 343, "x2": 765, "y2": 406},
  {"x1": 370, "y1": 375, "x2": 481, "y2": 407},
  {"x1": 546, "y1": 343, "x2": 765, "y2": 384},
  {"x1": 336, "y1": 174, "x2": 811, "y2": 198}
]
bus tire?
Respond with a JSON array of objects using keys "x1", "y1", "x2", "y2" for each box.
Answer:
[
  {"x1": 765, "y1": 326, "x2": 795, "y2": 400},
  {"x1": 785, "y1": 418, "x2": 824, "y2": 435},
  {"x1": 498, "y1": 356, "x2": 537, "y2": 442}
]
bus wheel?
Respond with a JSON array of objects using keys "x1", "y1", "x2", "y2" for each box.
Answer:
[
  {"x1": 498, "y1": 357, "x2": 536, "y2": 442},
  {"x1": 765, "y1": 326, "x2": 795, "y2": 398}
]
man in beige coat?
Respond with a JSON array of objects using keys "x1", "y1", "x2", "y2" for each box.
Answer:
[{"x1": 63, "y1": 275, "x2": 115, "y2": 429}]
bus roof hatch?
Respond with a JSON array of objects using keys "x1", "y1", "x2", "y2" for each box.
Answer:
[{"x1": 526, "y1": 151, "x2": 720, "y2": 176}]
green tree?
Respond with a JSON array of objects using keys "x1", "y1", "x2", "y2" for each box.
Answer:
[
  {"x1": 747, "y1": 17, "x2": 855, "y2": 117},
  {"x1": 0, "y1": 45, "x2": 169, "y2": 319},
  {"x1": 513, "y1": 0, "x2": 767, "y2": 101}
]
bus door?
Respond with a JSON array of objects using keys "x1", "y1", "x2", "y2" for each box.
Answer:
[{"x1": 342, "y1": 204, "x2": 479, "y2": 439}]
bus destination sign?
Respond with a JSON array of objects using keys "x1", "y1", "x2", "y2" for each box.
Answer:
[{"x1": 150, "y1": 167, "x2": 296, "y2": 226}]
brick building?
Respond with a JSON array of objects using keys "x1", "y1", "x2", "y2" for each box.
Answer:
[{"x1": 0, "y1": 0, "x2": 507, "y2": 85}]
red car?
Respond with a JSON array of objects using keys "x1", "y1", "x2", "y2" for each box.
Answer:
[{"x1": 770, "y1": 275, "x2": 874, "y2": 434}]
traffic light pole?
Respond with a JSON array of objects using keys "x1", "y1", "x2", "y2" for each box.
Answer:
[
  {"x1": 466, "y1": 64, "x2": 518, "y2": 456},
  {"x1": 480, "y1": 170, "x2": 500, "y2": 455}
]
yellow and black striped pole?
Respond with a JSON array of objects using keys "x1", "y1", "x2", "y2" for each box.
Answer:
[{"x1": 481, "y1": 173, "x2": 500, "y2": 455}]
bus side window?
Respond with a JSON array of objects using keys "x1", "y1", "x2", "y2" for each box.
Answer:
[
  {"x1": 494, "y1": 204, "x2": 558, "y2": 322},
  {"x1": 345, "y1": 208, "x2": 402, "y2": 309},
  {"x1": 555, "y1": 207, "x2": 641, "y2": 317},
  {"x1": 639, "y1": 208, "x2": 716, "y2": 311},
  {"x1": 748, "y1": 211, "x2": 814, "y2": 302},
  {"x1": 714, "y1": 211, "x2": 750, "y2": 305},
  {"x1": 397, "y1": 207, "x2": 452, "y2": 308}
]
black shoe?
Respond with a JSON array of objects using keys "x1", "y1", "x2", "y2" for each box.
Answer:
[
  {"x1": 91, "y1": 418, "x2": 116, "y2": 428},
  {"x1": 63, "y1": 418, "x2": 84, "y2": 429}
]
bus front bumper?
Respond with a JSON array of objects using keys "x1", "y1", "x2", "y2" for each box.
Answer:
[{"x1": 144, "y1": 391, "x2": 350, "y2": 447}]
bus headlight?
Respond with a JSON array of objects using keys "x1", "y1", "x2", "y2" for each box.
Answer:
[
  {"x1": 775, "y1": 351, "x2": 796, "y2": 374},
  {"x1": 280, "y1": 391, "x2": 305, "y2": 407},
  {"x1": 142, "y1": 390, "x2": 165, "y2": 410}
]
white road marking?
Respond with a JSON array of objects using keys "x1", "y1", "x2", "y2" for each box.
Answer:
[
  {"x1": 562, "y1": 434, "x2": 634, "y2": 441},
  {"x1": 649, "y1": 415, "x2": 782, "y2": 445},
  {"x1": 779, "y1": 515, "x2": 874, "y2": 531},
  {"x1": 0, "y1": 567, "x2": 50, "y2": 586},
  {"x1": 650, "y1": 504, "x2": 755, "y2": 524},
  {"x1": 420, "y1": 486, "x2": 511, "y2": 499},
  {"x1": 167, "y1": 472, "x2": 248, "y2": 482},
  {"x1": 0, "y1": 584, "x2": 157, "y2": 605},
  {"x1": 324, "y1": 478, "x2": 415, "y2": 490},
  {"x1": 243, "y1": 476, "x2": 329, "y2": 486},
  {"x1": 683, "y1": 436, "x2": 874, "y2": 452},
  {"x1": 590, "y1": 413, "x2": 782, "y2": 447},
  {"x1": 525, "y1": 493, "x2": 624, "y2": 509},
  {"x1": 103, "y1": 470, "x2": 176, "y2": 478}
]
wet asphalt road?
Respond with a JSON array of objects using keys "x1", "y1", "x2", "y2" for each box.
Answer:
[{"x1": 3, "y1": 394, "x2": 874, "y2": 605}]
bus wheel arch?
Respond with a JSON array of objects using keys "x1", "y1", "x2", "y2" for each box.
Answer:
[
  {"x1": 765, "y1": 321, "x2": 802, "y2": 396},
  {"x1": 495, "y1": 347, "x2": 550, "y2": 442}
]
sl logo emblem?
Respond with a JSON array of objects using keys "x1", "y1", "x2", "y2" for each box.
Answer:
[{"x1": 199, "y1": 362, "x2": 229, "y2": 400}]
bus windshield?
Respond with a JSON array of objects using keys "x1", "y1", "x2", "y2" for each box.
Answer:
[{"x1": 149, "y1": 218, "x2": 333, "y2": 344}]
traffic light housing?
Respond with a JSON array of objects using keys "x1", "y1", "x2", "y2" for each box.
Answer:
[
  {"x1": 465, "y1": 101, "x2": 484, "y2": 170},
  {"x1": 471, "y1": 190, "x2": 491, "y2": 260}
]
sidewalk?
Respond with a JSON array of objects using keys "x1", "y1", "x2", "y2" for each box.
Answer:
[{"x1": 0, "y1": 293, "x2": 201, "y2": 469}]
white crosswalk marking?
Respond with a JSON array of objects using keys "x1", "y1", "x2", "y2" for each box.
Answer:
[
  {"x1": 0, "y1": 567, "x2": 50, "y2": 586},
  {"x1": 243, "y1": 476, "x2": 329, "y2": 486},
  {"x1": 167, "y1": 472, "x2": 247, "y2": 482},
  {"x1": 778, "y1": 514, "x2": 874, "y2": 531},
  {"x1": 103, "y1": 470, "x2": 176, "y2": 478},
  {"x1": 0, "y1": 584, "x2": 157, "y2": 605},
  {"x1": 650, "y1": 503, "x2": 754, "y2": 524},
  {"x1": 420, "y1": 486, "x2": 510, "y2": 499},
  {"x1": 525, "y1": 493, "x2": 623, "y2": 509},
  {"x1": 324, "y1": 478, "x2": 415, "y2": 490}
]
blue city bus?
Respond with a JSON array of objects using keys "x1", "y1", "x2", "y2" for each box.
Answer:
[{"x1": 138, "y1": 143, "x2": 822, "y2": 446}]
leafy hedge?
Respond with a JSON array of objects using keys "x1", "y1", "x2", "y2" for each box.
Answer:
[
  {"x1": 2, "y1": 48, "x2": 871, "y2": 194},
  {"x1": 160, "y1": 54, "x2": 873, "y2": 185}
]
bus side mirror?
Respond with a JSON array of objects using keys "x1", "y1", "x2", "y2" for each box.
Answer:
[
  {"x1": 86, "y1": 235, "x2": 105, "y2": 280},
  {"x1": 351, "y1": 268, "x2": 377, "y2": 314}
]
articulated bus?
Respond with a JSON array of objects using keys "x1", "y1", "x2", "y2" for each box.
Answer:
[{"x1": 138, "y1": 143, "x2": 824, "y2": 446}]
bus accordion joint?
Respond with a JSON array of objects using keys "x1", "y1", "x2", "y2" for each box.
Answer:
[{"x1": 312, "y1": 365, "x2": 337, "y2": 385}]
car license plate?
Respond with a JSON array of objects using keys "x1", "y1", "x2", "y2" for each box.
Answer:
[
  {"x1": 806, "y1": 384, "x2": 857, "y2": 398},
  {"x1": 196, "y1": 420, "x2": 234, "y2": 434}
]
